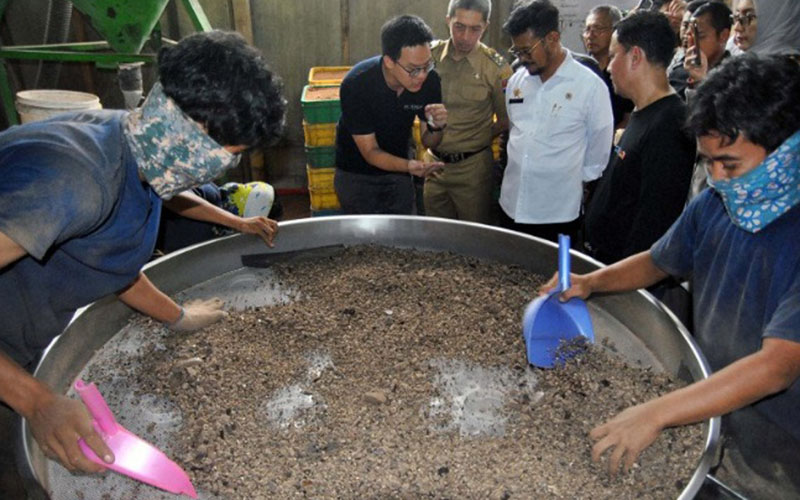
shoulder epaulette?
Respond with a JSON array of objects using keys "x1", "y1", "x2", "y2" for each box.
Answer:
[{"x1": 480, "y1": 44, "x2": 508, "y2": 69}]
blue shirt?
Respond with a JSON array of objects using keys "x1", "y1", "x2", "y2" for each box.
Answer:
[
  {"x1": 0, "y1": 110, "x2": 161, "y2": 366},
  {"x1": 651, "y1": 189, "x2": 800, "y2": 442}
]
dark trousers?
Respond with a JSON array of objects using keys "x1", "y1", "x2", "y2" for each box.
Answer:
[
  {"x1": 497, "y1": 208, "x2": 582, "y2": 246},
  {"x1": 334, "y1": 168, "x2": 415, "y2": 215}
]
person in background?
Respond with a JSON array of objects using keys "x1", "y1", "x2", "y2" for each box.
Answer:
[
  {"x1": 666, "y1": 0, "x2": 706, "y2": 95},
  {"x1": 679, "y1": 1, "x2": 733, "y2": 97},
  {"x1": 584, "y1": 11, "x2": 695, "y2": 267},
  {"x1": 582, "y1": 4, "x2": 634, "y2": 129},
  {"x1": 334, "y1": 15, "x2": 447, "y2": 215},
  {"x1": 658, "y1": 0, "x2": 688, "y2": 43},
  {"x1": 499, "y1": 0, "x2": 613, "y2": 244},
  {"x1": 0, "y1": 30, "x2": 286, "y2": 474},
  {"x1": 728, "y1": 0, "x2": 758, "y2": 54},
  {"x1": 545, "y1": 54, "x2": 800, "y2": 500},
  {"x1": 423, "y1": 0, "x2": 512, "y2": 224},
  {"x1": 738, "y1": 0, "x2": 800, "y2": 56}
]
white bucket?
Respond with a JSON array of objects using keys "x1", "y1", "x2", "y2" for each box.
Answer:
[{"x1": 15, "y1": 89, "x2": 102, "y2": 124}]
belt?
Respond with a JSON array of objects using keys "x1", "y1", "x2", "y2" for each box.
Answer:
[{"x1": 430, "y1": 147, "x2": 488, "y2": 164}]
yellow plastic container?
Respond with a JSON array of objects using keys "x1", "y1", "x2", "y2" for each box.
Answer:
[
  {"x1": 306, "y1": 166, "x2": 340, "y2": 210},
  {"x1": 303, "y1": 120, "x2": 336, "y2": 147},
  {"x1": 308, "y1": 66, "x2": 352, "y2": 85}
]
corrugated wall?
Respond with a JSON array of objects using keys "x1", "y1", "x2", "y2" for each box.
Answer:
[{"x1": 1, "y1": 0, "x2": 637, "y2": 187}]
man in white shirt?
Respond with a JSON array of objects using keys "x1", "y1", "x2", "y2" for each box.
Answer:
[{"x1": 499, "y1": 0, "x2": 613, "y2": 243}]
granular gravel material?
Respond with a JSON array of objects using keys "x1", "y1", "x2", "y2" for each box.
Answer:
[{"x1": 121, "y1": 246, "x2": 704, "y2": 498}]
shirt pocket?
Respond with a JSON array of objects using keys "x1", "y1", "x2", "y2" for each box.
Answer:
[
  {"x1": 543, "y1": 98, "x2": 583, "y2": 142},
  {"x1": 459, "y1": 80, "x2": 488, "y2": 102}
]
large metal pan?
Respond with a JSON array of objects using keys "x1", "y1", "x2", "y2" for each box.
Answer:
[{"x1": 16, "y1": 216, "x2": 720, "y2": 499}]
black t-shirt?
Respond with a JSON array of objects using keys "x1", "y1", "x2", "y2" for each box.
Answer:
[
  {"x1": 600, "y1": 68, "x2": 634, "y2": 128},
  {"x1": 335, "y1": 56, "x2": 442, "y2": 175},
  {"x1": 584, "y1": 94, "x2": 696, "y2": 264}
]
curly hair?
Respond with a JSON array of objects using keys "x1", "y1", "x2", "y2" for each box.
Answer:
[
  {"x1": 688, "y1": 54, "x2": 800, "y2": 152},
  {"x1": 615, "y1": 10, "x2": 677, "y2": 69},
  {"x1": 157, "y1": 30, "x2": 286, "y2": 148},
  {"x1": 503, "y1": 0, "x2": 559, "y2": 39},
  {"x1": 380, "y1": 15, "x2": 434, "y2": 61}
]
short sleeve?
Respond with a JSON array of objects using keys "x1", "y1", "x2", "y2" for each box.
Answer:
[
  {"x1": 650, "y1": 192, "x2": 709, "y2": 279},
  {"x1": 0, "y1": 143, "x2": 105, "y2": 259},
  {"x1": 340, "y1": 70, "x2": 376, "y2": 136}
]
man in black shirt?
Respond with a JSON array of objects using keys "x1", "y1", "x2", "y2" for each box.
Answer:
[
  {"x1": 584, "y1": 11, "x2": 695, "y2": 265},
  {"x1": 335, "y1": 15, "x2": 448, "y2": 214}
]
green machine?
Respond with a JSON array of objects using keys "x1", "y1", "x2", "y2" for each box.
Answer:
[{"x1": 0, "y1": 0, "x2": 213, "y2": 125}]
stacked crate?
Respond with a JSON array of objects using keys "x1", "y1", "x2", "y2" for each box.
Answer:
[{"x1": 301, "y1": 66, "x2": 350, "y2": 216}]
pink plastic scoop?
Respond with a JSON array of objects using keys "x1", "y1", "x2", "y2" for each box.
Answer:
[{"x1": 74, "y1": 379, "x2": 198, "y2": 498}]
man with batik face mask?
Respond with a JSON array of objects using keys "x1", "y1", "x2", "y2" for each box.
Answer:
[
  {"x1": 539, "y1": 54, "x2": 800, "y2": 499},
  {"x1": 0, "y1": 30, "x2": 285, "y2": 475}
]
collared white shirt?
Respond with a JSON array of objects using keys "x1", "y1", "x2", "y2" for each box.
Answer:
[{"x1": 500, "y1": 50, "x2": 613, "y2": 224}]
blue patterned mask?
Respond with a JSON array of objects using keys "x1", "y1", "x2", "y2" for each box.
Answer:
[
  {"x1": 124, "y1": 82, "x2": 240, "y2": 200},
  {"x1": 706, "y1": 130, "x2": 800, "y2": 233}
]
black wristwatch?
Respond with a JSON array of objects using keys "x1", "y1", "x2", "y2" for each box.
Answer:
[{"x1": 427, "y1": 123, "x2": 447, "y2": 133}]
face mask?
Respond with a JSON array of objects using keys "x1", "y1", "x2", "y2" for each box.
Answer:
[
  {"x1": 706, "y1": 130, "x2": 800, "y2": 233},
  {"x1": 124, "y1": 82, "x2": 241, "y2": 200}
]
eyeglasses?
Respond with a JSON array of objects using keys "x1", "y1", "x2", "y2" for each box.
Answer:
[
  {"x1": 396, "y1": 59, "x2": 435, "y2": 78},
  {"x1": 731, "y1": 13, "x2": 757, "y2": 27},
  {"x1": 582, "y1": 25, "x2": 612, "y2": 35},
  {"x1": 508, "y1": 38, "x2": 544, "y2": 59}
]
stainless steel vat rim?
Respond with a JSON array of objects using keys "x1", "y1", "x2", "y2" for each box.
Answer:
[{"x1": 23, "y1": 215, "x2": 720, "y2": 500}]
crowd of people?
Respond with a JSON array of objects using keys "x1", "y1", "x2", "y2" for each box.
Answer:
[
  {"x1": 0, "y1": 0, "x2": 798, "y2": 498},
  {"x1": 332, "y1": 1, "x2": 799, "y2": 498}
]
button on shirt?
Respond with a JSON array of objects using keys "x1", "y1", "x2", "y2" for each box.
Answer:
[
  {"x1": 432, "y1": 39, "x2": 512, "y2": 154},
  {"x1": 501, "y1": 50, "x2": 613, "y2": 224}
]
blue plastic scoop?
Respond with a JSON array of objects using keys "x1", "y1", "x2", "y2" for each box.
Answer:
[{"x1": 522, "y1": 234, "x2": 594, "y2": 368}]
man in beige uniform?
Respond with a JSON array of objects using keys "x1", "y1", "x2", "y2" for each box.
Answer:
[{"x1": 424, "y1": 0, "x2": 512, "y2": 223}]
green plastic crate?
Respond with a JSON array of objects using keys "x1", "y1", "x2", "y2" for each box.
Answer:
[
  {"x1": 301, "y1": 85, "x2": 341, "y2": 124},
  {"x1": 305, "y1": 145, "x2": 336, "y2": 168}
]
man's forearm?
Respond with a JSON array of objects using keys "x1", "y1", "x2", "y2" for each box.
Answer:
[
  {"x1": 588, "y1": 251, "x2": 669, "y2": 294},
  {"x1": 361, "y1": 147, "x2": 411, "y2": 173},
  {"x1": 117, "y1": 272, "x2": 182, "y2": 324},
  {"x1": 163, "y1": 191, "x2": 242, "y2": 230},
  {"x1": 0, "y1": 349, "x2": 52, "y2": 419}
]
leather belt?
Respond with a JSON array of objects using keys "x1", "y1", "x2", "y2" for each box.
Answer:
[{"x1": 430, "y1": 147, "x2": 488, "y2": 164}]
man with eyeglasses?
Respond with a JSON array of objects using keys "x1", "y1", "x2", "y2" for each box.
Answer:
[
  {"x1": 582, "y1": 5, "x2": 634, "y2": 129},
  {"x1": 334, "y1": 15, "x2": 448, "y2": 215},
  {"x1": 498, "y1": 0, "x2": 613, "y2": 245},
  {"x1": 421, "y1": 0, "x2": 512, "y2": 224}
]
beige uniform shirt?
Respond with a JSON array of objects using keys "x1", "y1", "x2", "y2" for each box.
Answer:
[{"x1": 431, "y1": 39, "x2": 512, "y2": 154}]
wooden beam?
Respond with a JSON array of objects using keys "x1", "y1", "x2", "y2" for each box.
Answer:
[{"x1": 231, "y1": 0, "x2": 254, "y2": 45}]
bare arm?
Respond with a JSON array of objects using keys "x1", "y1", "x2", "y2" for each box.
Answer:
[
  {"x1": 163, "y1": 190, "x2": 277, "y2": 247},
  {"x1": 0, "y1": 230, "x2": 27, "y2": 269},
  {"x1": 352, "y1": 133, "x2": 443, "y2": 178},
  {"x1": 540, "y1": 250, "x2": 669, "y2": 299},
  {"x1": 116, "y1": 272, "x2": 182, "y2": 323},
  {"x1": 591, "y1": 336, "x2": 800, "y2": 475},
  {"x1": 0, "y1": 350, "x2": 113, "y2": 473}
]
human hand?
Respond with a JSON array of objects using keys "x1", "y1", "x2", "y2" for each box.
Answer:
[
  {"x1": 590, "y1": 402, "x2": 664, "y2": 476},
  {"x1": 408, "y1": 159, "x2": 445, "y2": 178},
  {"x1": 169, "y1": 297, "x2": 228, "y2": 331},
  {"x1": 424, "y1": 103, "x2": 448, "y2": 130},
  {"x1": 537, "y1": 271, "x2": 593, "y2": 300},
  {"x1": 683, "y1": 42, "x2": 708, "y2": 85},
  {"x1": 28, "y1": 391, "x2": 113, "y2": 473},
  {"x1": 236, "y1": 216, "x2": 278, "y2": 248},
  {"x1": 664, "y1": 0, "x2": 687, "y2": 28}
]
